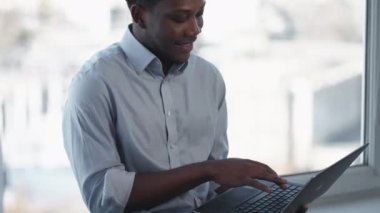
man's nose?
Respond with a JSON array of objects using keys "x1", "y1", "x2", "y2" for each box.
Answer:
[{"x1": 187, "y1": 18, "x2": 202, "y2": 37}]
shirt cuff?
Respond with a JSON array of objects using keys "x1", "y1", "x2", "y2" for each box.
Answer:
[{"x1": 103, "y1": 168, "x2": 136, "y2": 208}]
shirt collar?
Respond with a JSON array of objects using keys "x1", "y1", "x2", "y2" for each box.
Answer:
[
  {"x1": 120, "y1": 25, "x2": 156, "y2": 75},
  {"x1": 120, "y1": 25, "x2": 188, "y2": 77}
]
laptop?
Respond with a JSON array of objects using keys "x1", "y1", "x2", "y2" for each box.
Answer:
[{"x1": 195, "y1": 143, "x2": 369, "y2": 213}]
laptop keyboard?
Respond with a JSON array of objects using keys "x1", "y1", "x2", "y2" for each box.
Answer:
[{"x1": 231, "y1": 184, "x2": 303, "y2": 213}]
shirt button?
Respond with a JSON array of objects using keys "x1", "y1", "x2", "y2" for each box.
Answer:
[{"x1": 167, "y1": 110, "x2": 172, "y2": 116}]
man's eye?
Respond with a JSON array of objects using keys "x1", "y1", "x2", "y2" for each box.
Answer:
[{"x1": 171, "y1": 15, "x2": 188, "y2": 23}]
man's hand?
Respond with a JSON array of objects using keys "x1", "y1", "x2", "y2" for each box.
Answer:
[
  {"x1": 206, "y1": 158, "x2": 287, "y2": 192},
  {"x1": 125, "y1": 158, "x2": 288, "y2": 211}
]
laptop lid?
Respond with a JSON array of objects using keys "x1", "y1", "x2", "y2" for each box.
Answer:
[
  {"x1": 283, "y1": 143, "x2": 369, "y2": 212},
  {"x1": 196, "y1": 143, "x2": 369, "y2": 213}
]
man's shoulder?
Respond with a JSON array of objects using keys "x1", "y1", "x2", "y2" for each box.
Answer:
[
  {"x1": 189, "y1": 53, "x2": 215, "y2": 68},
  {"x1": 189, "y1": 54, "x2": 224, "y2": 82},
  {"x1": 68, "y1": 44, "x2": 125, "y2": 96},
  {"x1": 80, "y1": 43, "x2": 124, "y2": 74}
]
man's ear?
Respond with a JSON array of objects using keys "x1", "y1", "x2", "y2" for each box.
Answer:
[{"x1": 130, "y1": 4, "x2": 147, "y2": 29}]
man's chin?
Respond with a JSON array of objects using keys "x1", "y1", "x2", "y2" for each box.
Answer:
[{"x1": 173, "y1": 53, "x2": 191, "y2": 63}]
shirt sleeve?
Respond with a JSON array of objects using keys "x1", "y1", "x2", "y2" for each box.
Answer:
[
  {"x1": 207, "y1": 69, "x2": 229, "y2": 195},
  {"x1": 208, "y1": 99, "x2": 228, "y2": 161},
  {"x1": 208, "y1": 66, "x2": 229, "y2": 161},
  {"x1": 62, "y1": 72, "x2": 135, "y2": 213}
]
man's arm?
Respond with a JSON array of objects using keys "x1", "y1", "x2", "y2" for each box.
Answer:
[
  {"x1": 63, "y1": 74, "x2": 136, "y2": 213},
  {"x1": 126, "y1": 161, "x2": 208, "y2": 211},
  {"x1": 126, "y1": 158, "x2": 287, "y2": 211}
]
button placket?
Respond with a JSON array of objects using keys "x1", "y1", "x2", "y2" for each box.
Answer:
[{"x1": 160, "y1": 77, "x2": 179, "y2": 168}]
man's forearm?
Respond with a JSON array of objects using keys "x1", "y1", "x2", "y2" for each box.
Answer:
[
  {"x1": 125, "y1": 161, "x2": 212, "y2": 212},
  {"x1": 124, "y1": 158, "x2": 288, "y2": 212}
]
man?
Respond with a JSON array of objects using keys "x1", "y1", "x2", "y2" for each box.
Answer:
[{"x1": 63, "y1": 0, "x2": 304, "y2": 212}]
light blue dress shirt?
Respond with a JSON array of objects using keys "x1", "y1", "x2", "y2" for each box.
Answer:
[{"x1": 63, "y1": 26, "x2": 228, "y2": 213}]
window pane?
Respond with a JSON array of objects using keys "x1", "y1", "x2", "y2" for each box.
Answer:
[
  {"x1": 199, "y1": 0, "x2": 365, "y2": 174},
  {"x1": 0, "y1": 0, "x2": 128, "y2": 212},
  {"x1": 0, "y1": 0, "x2": 366, "y2": 212}
]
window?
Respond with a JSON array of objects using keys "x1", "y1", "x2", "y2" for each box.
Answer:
[
  {"x1": 0, "y1": 0, "x2": 379, "y2": 212},
  {"x1": 0, "y1": 0, "x2": 128, "y2": 211},
  {"x1": 288, "y1": 0, "x2": 380, "y2": 198},
  {"x1": 200, "y1": 0, "x2": 368, "y2": 174}
]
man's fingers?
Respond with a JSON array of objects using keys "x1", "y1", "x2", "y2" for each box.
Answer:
[
  {"x1": 257, "y1": 171, "x2": 288, "y2": 189},
  {"x1": 274, "y1": 176, "x2": 288, "y2": 189},
  {"x1": 246, "y1": 162, "x2": 289, "y2": 190},
  {"x1": 253, "y1": 161, "x2": 278, "y2": 176},
  {"x1": 250, "y1": 162, "x2": 287, "y2": 186},
  {"x1": 265, "y1": 166, "x2": 278, "y2": 176},
  {"x1": 246, "y1": 178, "x2": 272, "y2": 193},
  {"x1": 215, "y1": 159, "x2": 288, "y2": 191}
]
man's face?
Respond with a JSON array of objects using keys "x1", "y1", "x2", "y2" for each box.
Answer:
[{"x1": 141, "y1": 0, "x2": 205, "y2": 64}]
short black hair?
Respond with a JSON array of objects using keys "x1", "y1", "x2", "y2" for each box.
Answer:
[{"x1": 125, "y1": 0, "x2": 160, "y2": 8}]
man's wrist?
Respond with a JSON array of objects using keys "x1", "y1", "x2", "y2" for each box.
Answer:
[{"x1": 198, "y1": 160, "x2": 217, "y2": 182}]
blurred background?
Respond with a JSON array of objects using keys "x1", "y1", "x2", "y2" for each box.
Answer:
[{"x1": 0, "y1": 0, "x2": 365, "y2": 212}]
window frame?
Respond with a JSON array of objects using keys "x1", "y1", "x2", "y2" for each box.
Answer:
[{"x1": 286, "y1": 0, "x2": 380, "y2": 199}]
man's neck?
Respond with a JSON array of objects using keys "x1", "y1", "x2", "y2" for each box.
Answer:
[
  {"x1": 131, "y1": 24, "x2": 172, "y2": 76},
  {"x1": 161, "y1": 60, "x2": 173, "y2": 76}
]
